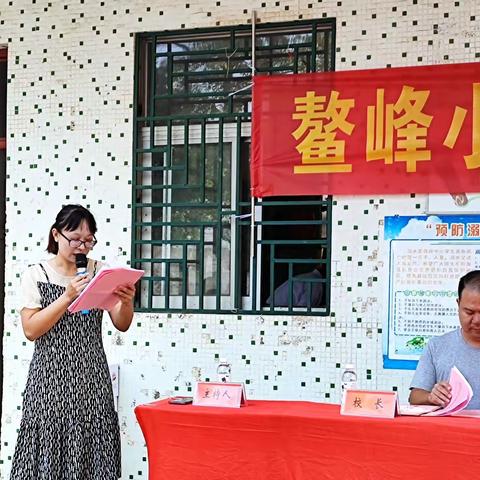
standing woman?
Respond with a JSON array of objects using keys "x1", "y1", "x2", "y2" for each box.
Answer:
[{"x1": 10, "y1": 204, "x2": 135, "y2": 480}]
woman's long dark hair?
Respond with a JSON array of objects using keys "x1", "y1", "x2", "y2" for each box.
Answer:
[{"x1": 47, "y1": 204, "x2": 97, "y2": 254}]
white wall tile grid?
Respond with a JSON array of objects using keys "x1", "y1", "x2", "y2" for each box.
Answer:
[{"x1": 0, "y1": 0, "x2": 478, "y2": 478}]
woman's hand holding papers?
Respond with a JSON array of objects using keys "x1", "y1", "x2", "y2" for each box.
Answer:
[
  {"x1": 67, "y1": 266, "x2": 143, "y2": 331},
  {"x1": 109, "y1": 283, "x2": 136, "y2": 332},
  {"x1": 428, "y1": 381, "x2": 452, "y2": 407},
  {"x1": 113, "y1": 284, "x2": 136, "y2": 306}
]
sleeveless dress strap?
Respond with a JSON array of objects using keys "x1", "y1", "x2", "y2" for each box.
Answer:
[{"x1": 38, "y1": 263, "x2": 51, "y2": 284}]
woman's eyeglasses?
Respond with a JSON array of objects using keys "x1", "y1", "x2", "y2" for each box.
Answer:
[{"x1": 58, "y1": 230, "x2": 97, "y2": 249}]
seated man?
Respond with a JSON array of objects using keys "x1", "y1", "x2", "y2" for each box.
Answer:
[
  {"x1": 266, "y1": 266, "x2": 324, "y2": 308},
  {"x1": 409, "y1": 270, "x2": 480, "y2": 409}
]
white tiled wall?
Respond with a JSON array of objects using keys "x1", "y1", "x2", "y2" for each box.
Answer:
[{"x1": 0, "y1": 0, "x2": 478, "y2": 478}]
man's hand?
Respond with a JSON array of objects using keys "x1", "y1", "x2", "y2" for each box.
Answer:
[{"x1": 428, "y1": 381, "x2": 452, "y2": 407}]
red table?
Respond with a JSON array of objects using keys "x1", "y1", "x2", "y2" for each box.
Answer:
[{"x1": 135, "y1": 399, "x2": 480, "y2": 480}]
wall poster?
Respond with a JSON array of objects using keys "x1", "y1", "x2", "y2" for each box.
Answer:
[{"x1": 383, "y1": 214, "x2": 480, "y2": 369}]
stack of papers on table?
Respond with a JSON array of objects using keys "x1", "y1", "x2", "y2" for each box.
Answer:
[
  {"x1": 400, "y1": 366, "x2": 473, "y2": 417},
  {"x1": 68, "y1": 266, "x2": 144, "y2": 313},
  {"x1": 451, "y1": 410, "x2": 480, "y2": 418},
  {"x1": 399, "y1": 405, "x2": 441, "y2": 416}
]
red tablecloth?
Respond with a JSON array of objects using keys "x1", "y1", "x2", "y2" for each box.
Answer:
[{"x1": 135, "y1": 399, "x2": 480, "y2": 480}]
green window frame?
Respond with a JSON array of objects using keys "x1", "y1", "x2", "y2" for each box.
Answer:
[{"x1": 132, "y1": 19, "x2": 335, "y2": 315}]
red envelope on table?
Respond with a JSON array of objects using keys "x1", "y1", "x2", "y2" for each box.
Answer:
[{"x1": 68, "y1": 266, "x2": 144, "y2": 313}]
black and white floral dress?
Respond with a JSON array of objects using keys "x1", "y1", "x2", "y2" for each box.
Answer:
[{"x1": 10, "y1": 261, "x2": 121, "y2": 480}]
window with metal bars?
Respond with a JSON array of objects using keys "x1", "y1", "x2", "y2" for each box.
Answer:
[{"x1": 132, "y1": 19, "x2": 335, "y2": 314}]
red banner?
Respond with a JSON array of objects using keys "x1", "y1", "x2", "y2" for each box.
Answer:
[{"x1": 251, "y1": 62, "x2": 480, "y2": 197}]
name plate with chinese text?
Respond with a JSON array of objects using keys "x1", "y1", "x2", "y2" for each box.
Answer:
[
  {"x1": 341, "y1": 389, "x2": 398, "y2": 419},
  {"x1": 193, "y1": 382, "x2": 247, "y2": 408}
]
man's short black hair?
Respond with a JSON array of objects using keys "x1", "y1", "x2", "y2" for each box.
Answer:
[{"x1": 458, "y1": 270, "x2": 480, "y2": 299}]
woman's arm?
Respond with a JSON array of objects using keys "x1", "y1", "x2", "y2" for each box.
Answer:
[
  {"x1": 108, "y1": 284, "x2": 136, "y2": 331},
  {"x1": 21, "y1": 274, "x2": 91, "y2": 341}
]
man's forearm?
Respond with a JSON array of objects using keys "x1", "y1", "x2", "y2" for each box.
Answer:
[{"x1": 409, "y1": 388, "x2": 432, "y2": 405}]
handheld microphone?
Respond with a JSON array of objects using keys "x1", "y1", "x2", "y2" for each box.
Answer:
[
  {"x1": 75, "y1": 253, "x2": 88, "y2": 275},
  {"x1": 75, "y1": 253, "x2": 89, "y2": 314}
]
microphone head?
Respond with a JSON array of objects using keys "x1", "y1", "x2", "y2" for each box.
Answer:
[{"x1": 75, "y1": 253, "x2": 88, "y2": 269}]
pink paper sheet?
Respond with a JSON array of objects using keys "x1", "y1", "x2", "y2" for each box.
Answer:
[
  {"x1": 451, "y1": 409, "x2": 480, "y2": 418},
  {"x1": 68, "y1": 266, "x2": 144, "y2": 313},
  {"x1": 424, "y1": 366, "x2": 473, "y2": 416}
]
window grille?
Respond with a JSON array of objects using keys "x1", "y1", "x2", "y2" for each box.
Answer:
[{"x1": 133, "y1": 20, "x2": 335, "y2": 314}]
